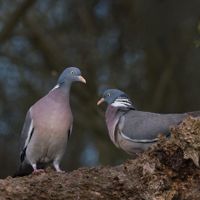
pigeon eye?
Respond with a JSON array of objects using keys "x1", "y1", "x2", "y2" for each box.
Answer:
[
  {"x1": 71, "y1": 71, "x2": 74, "y2": 75},
  {"x1": 107, "y1": 93, "x2": 110, "y2": 97}
]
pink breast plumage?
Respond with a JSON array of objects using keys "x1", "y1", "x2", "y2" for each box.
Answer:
[{"x1": 105, "y1": 106, "x2": 120, "y2": 147}]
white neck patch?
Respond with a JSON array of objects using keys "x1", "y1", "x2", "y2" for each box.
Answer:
[
  {"x1": 49, "y1": 84, "x2": 60, "y2": 92},
  {"x1": 111, "y1": 97, "x2": 132, "y2": 108}
]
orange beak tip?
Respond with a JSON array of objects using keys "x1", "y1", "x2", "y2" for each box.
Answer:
[
  {"x1": 78, "y1": 76, "x2": 86, "y2": 84},
  {"x1": 97, "y1": 98, "x2": 105, "y2": 106}
]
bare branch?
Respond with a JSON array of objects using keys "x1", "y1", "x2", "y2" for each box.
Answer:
[
  {"x1": 0, "y1": 0, "x2": 37, "y2": 42},
  {"x1": 24, "y1": 16, "x2": 66, "y2": 69}
]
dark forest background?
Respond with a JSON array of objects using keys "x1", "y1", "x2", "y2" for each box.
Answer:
[{"x1": 0, "y1": 0, "x2": 200, "y2": 178}]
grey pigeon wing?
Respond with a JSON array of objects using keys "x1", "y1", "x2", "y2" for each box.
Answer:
[
  {"x1": 120, "y1": 111, "x2": 186, "y2": 141},
  {"x1": 19, "y1": 109, "x2": 34, "y2": 162}
]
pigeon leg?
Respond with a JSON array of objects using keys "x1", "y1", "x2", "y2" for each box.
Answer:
[
  {"x1": 32, "y1": 163, "x2": 45, "y2": 174},
  {"x1": 53, "y1": 160, "x2": 65, "y2": 173}
]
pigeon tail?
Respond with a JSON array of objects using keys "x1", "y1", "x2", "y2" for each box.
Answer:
[{"x1": 13, "y1": 162, "x2": 33, "y2": 177}]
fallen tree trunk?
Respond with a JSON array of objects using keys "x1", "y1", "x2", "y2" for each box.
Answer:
[{"x1": 0, "y1": 117, "x2": 200, "y2": 200}]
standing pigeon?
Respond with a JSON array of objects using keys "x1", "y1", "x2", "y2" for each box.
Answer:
[
  {"x1": 97, "y1": 89, "x2": 199, "y2": 155},
  {"x1": 14, "y1": 67, "x2": 86, "y2": 177}
]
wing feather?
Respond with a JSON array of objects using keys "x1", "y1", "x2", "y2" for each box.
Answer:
[
  {"x1": 118, "y1": 110, "x2": 186, "y2": 142},
  {"x1": 19, "y1": 108, "x2": 34, "y2": 162}
]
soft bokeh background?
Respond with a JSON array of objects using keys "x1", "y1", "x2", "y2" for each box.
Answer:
[{"x1": 0, "y1": 0, "x2": 200, "y2": 178}]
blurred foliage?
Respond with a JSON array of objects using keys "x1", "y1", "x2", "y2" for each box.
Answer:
[{"x1": 0, "y1": 0, "x2": 200, "y2": 178}]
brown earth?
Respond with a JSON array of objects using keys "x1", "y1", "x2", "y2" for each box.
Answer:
[{"x1": 0, "y1": 117, "x2": 200, "y2": 200}]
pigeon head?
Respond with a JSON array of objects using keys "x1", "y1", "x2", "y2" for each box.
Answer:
[
  {"x1": 97, "y1": 89, "x2": 134, "y2": 108},
  {"x1": 58, "y1": 67, "x2": 86, "y2": 85}
]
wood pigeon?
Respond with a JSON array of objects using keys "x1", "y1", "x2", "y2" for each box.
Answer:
[
  {"x1": 14, "y1": 67, "x2": 86, "y2": 177},
  {"x1": 97, "y1": 89, "x2": 200, "y2": 155}
]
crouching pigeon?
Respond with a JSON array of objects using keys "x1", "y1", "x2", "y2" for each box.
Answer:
[
  {"x1": 97, "y1": 89, "x2": 199, "y2": 155},
  {"x1": 14, "y1": 67, "x2": 86, "y2": 177}
]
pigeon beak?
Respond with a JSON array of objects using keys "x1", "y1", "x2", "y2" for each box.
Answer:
[
  {"x1": 78, "y1": 76, "x2": 86, "y2": 84},
  {"x1": 97, "y1": 98, "x2": 105, "y2": 106}
]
